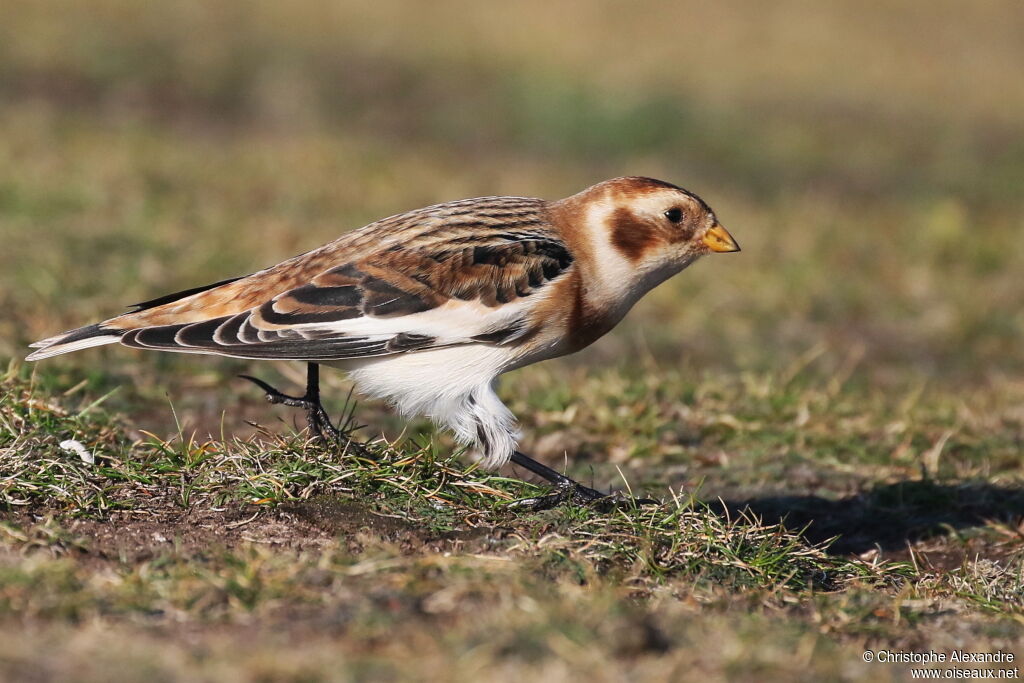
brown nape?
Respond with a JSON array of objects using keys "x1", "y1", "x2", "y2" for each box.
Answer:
[
  {"x1": 609, "y1": 207, "x2": 659, "y2": 262},
  {"x1": 601, "y1": 176, "x2": 682, "y2": 198}
]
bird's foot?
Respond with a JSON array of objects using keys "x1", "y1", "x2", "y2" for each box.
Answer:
[
  {"x1": 506, "y1": 450, "x2": 659, "y2": 512},
  {"x1": 239, "y1": 373, "x2": 341, "y2": 443},
  {"x1": 510, "y1": 481, "x2": 659, "y2": 512}
]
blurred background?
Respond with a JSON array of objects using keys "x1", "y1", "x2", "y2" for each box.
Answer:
[{"x1": 1, "y1": 0, "x2": 1021, "y2": 472}]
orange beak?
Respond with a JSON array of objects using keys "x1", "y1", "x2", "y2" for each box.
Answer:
[{"x1": 702, "y1": 223, "x2": 740, "y2": 253}]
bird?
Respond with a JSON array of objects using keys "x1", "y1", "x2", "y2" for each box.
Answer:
[{"x1": 27, "y1": 176, "x2": 739, "y2": 509}]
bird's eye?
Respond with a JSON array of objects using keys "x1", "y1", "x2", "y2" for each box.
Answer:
[{"x1": 664, "y1": 208, "x2": 684, "y2": 223}]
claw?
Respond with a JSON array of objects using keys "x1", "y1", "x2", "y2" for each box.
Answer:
[
  {"x1": 509, "y1": 482, "x2": 659, "y2": 512},
  {"x1": 240, "y1": 364, "x2": 341, "y2": 442},
  {"x1": 507, "y1": 450, "x2": 660, "y2": 512}
]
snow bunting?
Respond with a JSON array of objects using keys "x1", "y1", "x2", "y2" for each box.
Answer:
[{"x1": 27, "y1": 176, "x2": 738, "y2": 508}]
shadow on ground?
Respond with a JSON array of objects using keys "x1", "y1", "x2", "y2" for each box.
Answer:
[{"x1": 714, "y1": 480, "x2": 1024, "y2": 556}]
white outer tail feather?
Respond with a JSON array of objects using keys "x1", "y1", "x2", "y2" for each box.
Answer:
[{"x1": 25, "y1": 334, "x2": 121, "y2": 361}]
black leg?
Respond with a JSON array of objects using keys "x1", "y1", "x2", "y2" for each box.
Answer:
[
  {"x1": 240, "y1": 363, "x2": 341, "y2": 442},
  {"x1": 508, "y1": 451, "x2": 658, "y2": 511}
]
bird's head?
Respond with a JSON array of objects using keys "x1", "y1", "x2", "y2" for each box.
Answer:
[
  {"x1": 601, "y1": 176, "x2": 737, "y2": 260},
  {"x1": 557, "y1": 177, "x2": 739, "y2": 297}
]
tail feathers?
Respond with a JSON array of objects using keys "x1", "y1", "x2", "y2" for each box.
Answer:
[{"x1": 25, "y1": 324, "x2": 124, "y2": 361}]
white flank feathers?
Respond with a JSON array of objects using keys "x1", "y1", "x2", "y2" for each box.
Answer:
[{"x1": 340, "y1": 345, "x2": 521, "y2": 469}]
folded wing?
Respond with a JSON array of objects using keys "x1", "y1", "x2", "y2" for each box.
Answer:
[{"x1": 29, "y1": 197, "x2": 574, "y2": 362}]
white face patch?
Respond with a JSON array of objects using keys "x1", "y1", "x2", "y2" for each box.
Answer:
[
  {"x1": 574, "y1": 189, "x2": 704, "y2": 316},
  {"x1": 578, "y1": 196, "x2": 640, "y2": 304}
]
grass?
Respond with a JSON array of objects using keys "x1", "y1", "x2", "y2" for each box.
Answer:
[
  {"x1": 1, "y1": 0, "x2": 1024, "y2": 680},
  {"x1": 0, "y1": 370, "x2": 896, "y2": 590},
  {"x1": 2, "y1": 361, "x2": 1022, "y2": 680}
]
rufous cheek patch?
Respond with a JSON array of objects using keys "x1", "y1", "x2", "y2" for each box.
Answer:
[{"x1": 609, "y1": 207, "x2": 660, "y2": 262}]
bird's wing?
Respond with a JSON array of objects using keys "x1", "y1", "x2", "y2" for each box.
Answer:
[{"x1": 115, "y1": 198, "x2": 574, "y2": 361}]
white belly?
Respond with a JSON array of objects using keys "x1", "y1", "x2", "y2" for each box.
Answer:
[{"x1": 327, "y1": 344, "x2": 522, "y2": 468}]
